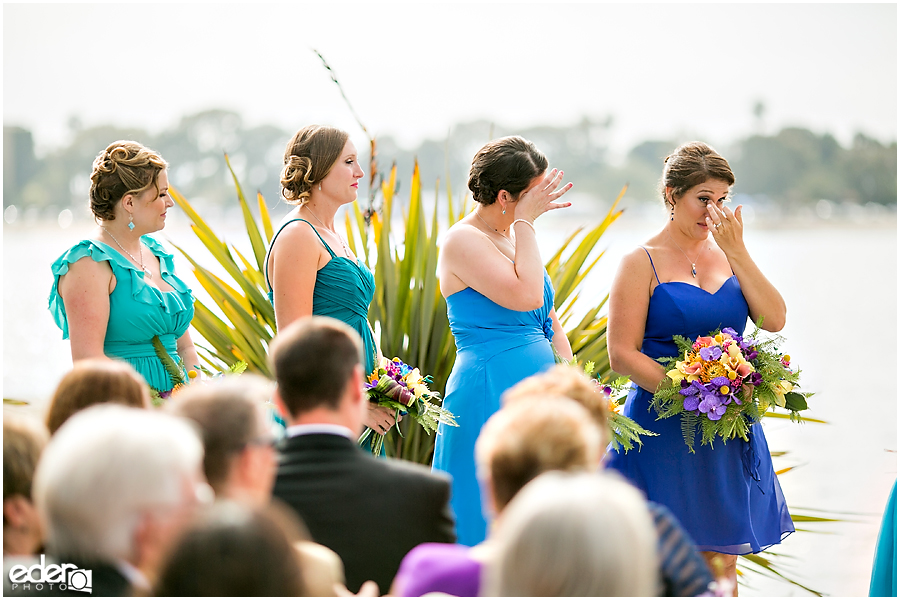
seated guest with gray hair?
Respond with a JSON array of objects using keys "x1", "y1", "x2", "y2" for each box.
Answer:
[
  {"x1": 270, "y1": 316, "x2": 456, "y2": 595},
  {"x1": 6, "y1": 405, "x2": 207, "y2": 597},
  {"x1": 504, "y1": 365, "x2": 715, "y2": 597},
  {"x1": 483, "y1": 471, "x2": 659, "y2": 597},
  {"x1": 391, "y1": 394, "x2": 603, "y2": 597}
]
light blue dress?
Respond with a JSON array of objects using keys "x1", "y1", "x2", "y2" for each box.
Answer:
[
  {"x1": 432, "y1": 271, "x2": 557, "y2": 546},
  {"x1": 49, "y1": 237, "x2": 194, "y2": 392}
]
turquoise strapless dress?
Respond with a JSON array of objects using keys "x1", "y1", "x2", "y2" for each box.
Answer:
[
  {"x1": 433, "y1": 271, "x2": 558, "y2": 546},
  {"x1": 606, "y1": 249, "x2": 794, "y2": 554},
  {"x1": 265, "y1": 218, "x2": 377, "y2": 375},
  {"x1": 49, "y1": 236, "x2": 194, "y2": 392}
]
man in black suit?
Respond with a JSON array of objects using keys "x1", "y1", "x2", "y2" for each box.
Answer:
[{"x1": 270, "y1": 316, "x2": 456, "y2": 595}]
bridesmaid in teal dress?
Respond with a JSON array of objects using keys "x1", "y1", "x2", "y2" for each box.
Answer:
[
  {"x1": 265, "y1": 125, "x2": 397, "y2": 440},
  {"x1": 49, "y1": 141, "x2": 198, "y2": 393},
  {"x1": 433, "y1": 136, "x2": 574, "y2": 546}
]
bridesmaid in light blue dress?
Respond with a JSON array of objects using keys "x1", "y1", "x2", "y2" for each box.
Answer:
[
  {"x1": 433, "y1": 136, "x2": 574, "y2": 546},
  {"x1": 49, "y1": 141, "x2": 199, "y2": 392},
  {"x1": 266, "y1": 125, "x2": 397, "y2": 440}
]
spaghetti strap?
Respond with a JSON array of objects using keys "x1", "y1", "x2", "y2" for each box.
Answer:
[
  {"x1": 264, "y1": 218, "x2": 336, "y2": 290},
  {"x1": 641, "y1": 246, "x2": 661, "y2": 285}
]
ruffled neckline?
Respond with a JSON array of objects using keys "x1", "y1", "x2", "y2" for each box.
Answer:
[{"x1": 49, "y1": 237, "x2": 193, "y2": 340}]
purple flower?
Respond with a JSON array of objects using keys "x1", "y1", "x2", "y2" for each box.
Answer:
[
  {"x1": 722, "y1": 327, "x2": 739, "y2": 338},
  {"x1": 748, "y1": 372, "x2": 763, "y2": 386},
  {"x1": 699, "y1": 394, "x2": 727, "y2": 420},
  {"x1": 710, "y1": 376, "x2": 731, "y2": 388},
  {"x1": 679, "y1": 382, "x2": 703, "y2": 397},
  {"x1": 683, "y1": 394, "x2": 701, "y2": 411},
  {"x1": 699, "y1": 346, "x2": 723, "y2": 361},
  {"x1": 745, "y1": 350, "x2": 758, "y2": 361}
]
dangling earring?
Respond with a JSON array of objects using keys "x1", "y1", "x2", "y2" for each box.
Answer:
[
  {"x1": 318, "y1": 183, "x2": 322, "y2": 191},
  {"x1": 669, "y1": 200, "x2": 674, "y2": 221},
  {"x1": 128, "y1": 214, "x2": 135, "y2": 231},
  {"x1": 502, "y1": 207, "x2": 506, "y2": 215}
]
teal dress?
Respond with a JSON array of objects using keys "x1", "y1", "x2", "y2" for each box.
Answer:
[
  {"x1": 432, "y1": 271, "x2": 558, "y2": 546},
  {"x1": 265, "y1": 218, "x2": 377, "y2": 375},
  {"x1": 49, "y1": 236, "x2": 194, "y2": 392}
]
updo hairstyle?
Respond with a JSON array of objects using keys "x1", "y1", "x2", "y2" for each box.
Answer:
[
  {"x1": 468, "y1": 136, "x2": 548, "y2": 206},
  {"x1": 89, "y1": 141, "x2": 168, "y2": 221},
  {"x1": 660, "y1": 141, "x2": 734, "y2": 207},
  {"x1": 281, "y1": 125, "x2": 349, "y2": 205}
]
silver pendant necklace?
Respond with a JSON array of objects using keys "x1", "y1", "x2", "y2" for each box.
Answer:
[
  {"x1": 305, "y1": 206, "x2": 352, "y2": 258},
  {"x1": 666, "y1": 228, "x2": 706, "y2": 278},
  {"x1": 474, "y1": 210, "x2": 515, "y2": 252},
  {"x1": 102, "y1": 226, "x2": 152, "y2": 279}
]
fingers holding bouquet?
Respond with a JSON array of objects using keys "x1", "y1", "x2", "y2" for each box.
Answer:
[{"x1": 515, "y1": 168, "x2": 574, "y2": 223}]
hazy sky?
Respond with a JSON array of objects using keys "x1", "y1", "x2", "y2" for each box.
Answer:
[{"x1": 4, "y1": 3, "x2": 896, "y2": 158}]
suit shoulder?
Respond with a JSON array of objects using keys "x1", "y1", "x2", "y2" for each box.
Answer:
[{"x1": 372, "y1": 456, "x2": 451, "y2": 488}]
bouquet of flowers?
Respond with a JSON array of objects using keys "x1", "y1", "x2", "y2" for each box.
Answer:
[
  {"x1": 652, "y1": 320, "x2": 811, "y2": 452},
  {"x1": 586, "y1": 365, "x2": 657, "y2": 453},
  {"x1": 361, "y1": 356, "x2": 458, "y2": 455},
  {"x1": 150, "y1": 335, "x2": 247, "y2": 405}
]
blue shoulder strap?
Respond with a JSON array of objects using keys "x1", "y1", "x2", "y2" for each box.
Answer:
[{"x1": 640, "y1": 246, "x2": 661, "y2": 285}]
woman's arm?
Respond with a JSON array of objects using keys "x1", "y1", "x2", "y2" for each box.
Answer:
[
  {"x1": 441, "y1": 169, "x2": 572, "y2": 311},
  {"x1": 269, "y1": 222, "x2": 323, "y2": 331},
  {"x1": 57, "y1": 257, "x2": 114, "y2": 362},
  {"x1": 607, "y1": 249, "x2": 668, "y2": 393},
  {"x1": 549, "y1": 308, "x2": 573, "y2": 361},
  {"x1": 706, "y1": 204, "x2": 786, "y2": 332},
  {"x1": 176, "y1": 330, "x2": 201, "y2": 373}
]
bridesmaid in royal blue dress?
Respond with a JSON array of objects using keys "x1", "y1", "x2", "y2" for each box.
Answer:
[
  {"x1": 266, "y1": 125, "x2": 396, "y2": 439},
  {"x1": 606, "y1": 142, "x2": 794, "y2": 593},
  {"x1": 433, "y1": 136, "x2": 574, "y2": 546}
]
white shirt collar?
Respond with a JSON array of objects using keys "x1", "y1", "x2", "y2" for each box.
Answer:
[
  {"x1": 285, "y1": 423, "x2": 355, "y2": 440},
  {"x1": 115, "y1": 559, "x2": 151, "y2": 592}
]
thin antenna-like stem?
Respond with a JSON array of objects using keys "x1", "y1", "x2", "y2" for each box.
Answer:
[{"x1": 312, "y1": 48, "x2": 379, "y2": 219}]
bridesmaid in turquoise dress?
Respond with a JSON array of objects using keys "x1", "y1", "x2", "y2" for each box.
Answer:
[
  {"x1": 606, "y1": 142, "x2": 794, "y2": 594},
  {"x1": 49, "y1": 141, "x2": 198, "y2": 392},
  {"x1": 433, "y1": 136, "x2": 574, "y2": 546},
  {"x1": 265, "y1": 125, "x2": 396, "y2": 439}
]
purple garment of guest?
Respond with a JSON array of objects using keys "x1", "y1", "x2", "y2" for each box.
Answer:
[{"x1": 392, "y1": 543, "x2": 482, "y2": 597}]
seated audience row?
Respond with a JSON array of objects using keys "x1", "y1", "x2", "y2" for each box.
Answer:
[{"x1": 4, "y1": 315, "x2": 715, "y2": 597}]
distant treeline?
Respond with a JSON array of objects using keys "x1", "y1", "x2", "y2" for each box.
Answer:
[{"x1": 4, "y1": 110, "x2": 896, "y2": 218}]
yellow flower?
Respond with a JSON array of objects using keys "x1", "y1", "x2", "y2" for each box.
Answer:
[
  {"x1": 667, "y1": 368, "x2": 685, "y2": 383},
  {"x1": 411, "y1": 382, "x2": 430, "y2": 398},
  {"x1": 714, "y1": 333, "x2": 723, "y2": 344},
  {"x1": 406, "y1": 368, "x2": 423, "y2": 385},
  {"x1": 772, "y1": 380, "x2": 793, "y2": 407},
  {"x1": 187, "y1": 370, "x2": 198, "y2": 380},
  {"x1": 719, "y1": 385, "x2": 730, "y2": 395}
]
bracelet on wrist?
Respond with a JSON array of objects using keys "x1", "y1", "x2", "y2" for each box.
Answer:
[{"x1": 512, "y1": 219, "x2": 536, "y2": 233}]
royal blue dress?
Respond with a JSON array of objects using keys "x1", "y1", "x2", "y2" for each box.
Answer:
[
  {"x1": 433, "y1": 271, "x2": 558, "y2": 546},
  {"x1": 606, "y1": 249, "x2": 794, "y2": 554}
]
